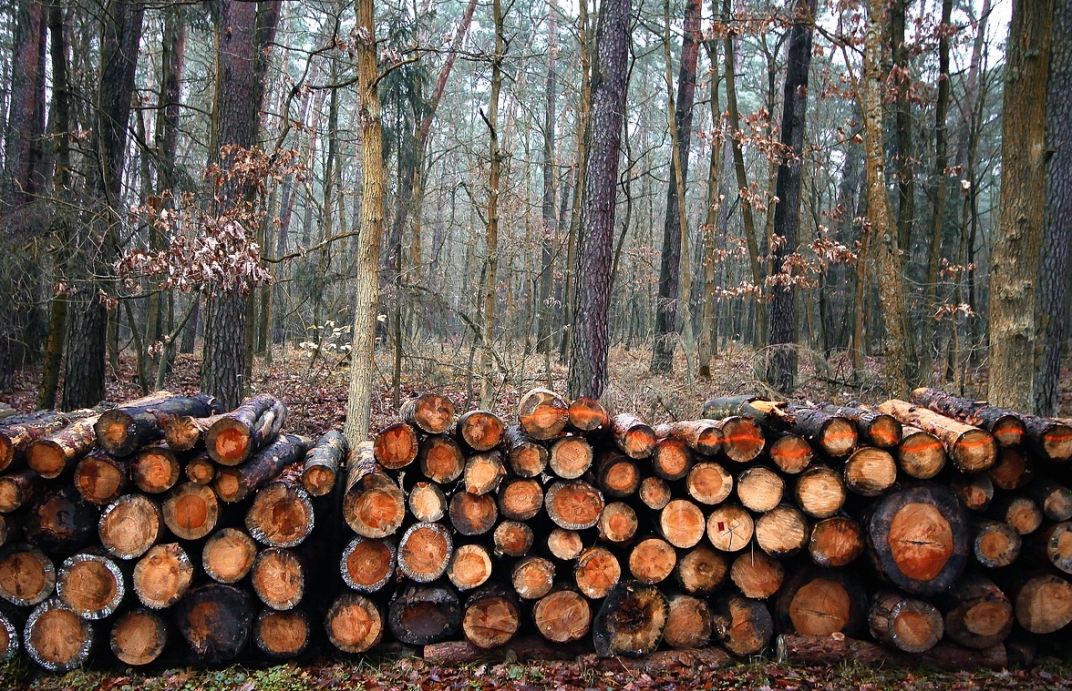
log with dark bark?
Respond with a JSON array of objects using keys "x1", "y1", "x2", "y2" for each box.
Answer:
[
  {"x1": 0, "y1": 544, "x2": 55, "y2": 606},
  {"x1": 456, "y1": 410, "x2": 505, "y2": 451},
  {"x1": 493, "y1": 520, "x2": 534, "y2": 556},
  {"x1": 95, "y1": 392, "x2": 219, "y2": 457},
  {"x1": 342, "y1": 442, "x2": 405, "y2": 539},
  {"x1": 388, "y1": 582, "x2": 462, "y2": 645},
  {"x1": 340, "y1": 535, "x2": 396, "y2": 593},
  {"x1": 990, "y1": 495, "x2": 1043, "y2": 535},
  {"x1": 418, "y1": 435, "x2": 466, "y2": 484},
  {"x1": 877, "y1": 399, "x2": 997, "y2": 474},
  {"x1": 663, "y1": 593, "x2": 712, "y2": 649},
  {"x1": 730, "y1": 550, "x2": 784, "y2": 599},
  {"x1": 776, "y1": 566, "x2": 868, "y2": 637},
  {"x1": 755, "y1": 504, "x2": 810, "y2": 559},
  {"x1": 951, "y1": 472, "x2": 994, "y2": 512},
  {"x1": 302, "y1": 430, "x2": 347, "y2": 497},
  {"x1": 737, "y1": 465, "x2": 783, "y2": 513},
  {"x1": 449, "y1": 491, "x2": 498, "y2": 536},
  {"x1": 398, "y1": 522, "x2": 453, "y2": 582},
  {"x1": 686, "y1": 461, "x2": 733, "y2": 505},
  {"x1": 25, "y1": 485, "x2": 98, "y2": 555},
  {"x1": 655, "y1": 419, "x2": 724, "y2": 456},
  {"x1": 1035, "y1": 521, "x2": 1072, "y2": 574},
  {"x1": 503, "y1": 426, "x2": 548, "y2": 477},
  {"x1": 447, "y1": 543, "x2": 493, "y2": 592},
  {"x1": 325, "y1": 592, "x2": 384, "y2": 653},
  {"x1": 461, "y1": 582, "x2": 520, "y2": 649},
  {"x1": 251, "y1": 547, "x2": 305, "y2": 610},
  {"x1": 897, "y1": 426, "x2": 947, "y2": 479},
  {"x1": 867, "y1": 589, "x2": 944, "y2": 653},
  {"x1": 1022, "y1": 413, "x2": 1072, "y2": 462},
  {"x1": 110, "y1": 608, "x2": 168, "y2": 666},
  {"x1": 1013, "y1": 573, "x2": 1072, "y2": 634},
  {"x1": 131, "y1": 443, "x2": 181, "y2": 494},
  {"x1": 776, "y1": 633, "x2": 1008, "y2": 669},
  {"x1": 27, "y1": 416, "x2": 99, "y2": 479},
  {"x1": 163, "y1": 482, "x2": 219, "y2": 541},
  {"x1": 245, "y1": 480, "x2": 314, "y2": 547},
  {"x1": 911, "y1": 387, "x2": 1027, "y2": 448},
  {"x1": 705, "y1": 503, "x2": 754, "y2": 553},
  {"x1": 793, "y1": 465, "x2": 846, "y2": 519},
  {"x1": 215, "y1": 433, "x2": 309, "y2": 503},
  {"x1": 410, "y1": 481, "x2": 448, "y2": 523},
  {"x1": 548, "y1": 435, "x2": 593, "y2": 479},
  {"x1": 374, "y1": 422, "x2": 419, "y2": 470},
  {"x1": 0, "y1": 469, "x2": 38, "y2": 513},
  {"x1": 786, "y1": 406, "x2": 858, "y2": 458},
  {"x1": 809, "y1": 516, "x2": 865, "y2": 568},
  {"x1": 255, "y1": 608, "x2": 310, "y2": 658},
  {"x1": 628, "y1": 537, "x2": 676, "y2": 585},
  {"x1": 941, "y1": 571, "x2": 1014, "y2": 649},
  {"x1": 650, "y1": 437, "x2": 692, "y2": 481},
  {"x1": 423, "y1": 634, "x2": 587, "y2": 663},
  {"x1": 23, "y1": 599, "x2": 95, "y2": 672},
  {"x1": 1028, "y1": 478, "x2": 1072, "y2": 522},
  {"x1": 598, "y1": 501, "x2": 638, "y2": 544},
  {"x1": 972, "y1": 518, "x2": 1022, "y2": 568},
  {"x1": 544, "y1": 480, "x2": 603, "y2": 530},
  {"x1": 185, "y1": 454, "x2": 216, "y2": 485},
  {"x1": 988, "y1": 446, "x2": 1033, "y2": 490},
  {"x1": 463, "y1": 451, "x2": 507, "y2": 495},
  {"x1": 866, "y1": 483, "x2": 970, "y2": 595},
  {"x1": 401, "y1": 393, "x2": 456, "y2": 435},
  {"x1": 574, "y1": 547, "x2": 620, "y2": 599},
  {"x1": 202, "y1": 527, "x2": 258, "y2": 584},
  {"x1": 55, "y1": 551, "x2": 125, "y2": 620},
  {"x1": 532, "y1": 584, "x2": 592, "y2": 643},
  {"x1": 164, "y1": 414, "x2": 222, "y2": 453},
  {"x1": 98, "y1": 494, "x2": 163, "y2": 560},
  {"x1": 512, "y1": 556, "x2": 556, "y2": 599},
  {"x1": 206, "y1": 395, "x2": 287, "y2": 466},
  {"x1": 821, "y1": 405, "x2": 903, "y2": 448},
  {"x1": 133, "y1": 542, "x2": 194, "y2": 609},
  {"x1": 568, "y1": 397, "x2": 609, "y2": 433},
  {"x1": 658, "y1": 499, "x2": 705, "y2": 549},
  {"x1": 0, "y1": 410, "x2": 77, "y2": 472},
  {"x1": 711, "y1": 591, "x2": 774, "y2": 656},
  {"x1": 592, "y1": 581, "x2": 668, "y2": 658},
  {"x1": 175, "y1": 583, "x2": 254, "y2": 663},
  {"x1": 611, "y1": 413, "x2": 657, "y2": 459},
  {"x1": 674, "y1": 544, "x2": 727, "y2": 596},
  {"x1": 596, "y1": 452, "x2": 640, "y2": 498}
]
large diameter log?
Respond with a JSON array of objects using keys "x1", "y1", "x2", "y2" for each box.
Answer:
[
  {"x1": 706, "y1": 503, "x2": 754, "y2": 553},
  {"x1": 517, "y1": 388, "x2": 569, "y2": 440},
  {"x1": 545, "y1": 480, "x2": 604, "y2": 530},
  {"x1": 776, "y1": 633, "x2": 1007, "y2": 669},
  {"x1": 650, "y1": 437, "x2": 692, "y2": 481},
  {"x1": 866, "y1": 483, "x2": 970, "y2": 595},
  {"x1": 911, "y1": 387, "x2": 1027, "y2": 449},
  {"x1": 0, "y1": 544, "x2": 55, "y2": 606},
  {"x1": 821, "y1": 405, "x2": 903, "y2": 448},
  {"x1": 202, "y1": 528, "x2": 258, "y2": 584},
  {"x1": 776, "y1": 567, "x2": 868, "y2": 637},
  {"x1": 251, "y1": 547, "x2": 305, "y2": 610},
  {"x1": 398, "y1": 522, "x2": 453, "y2": 582},
  {"x1": 448, "y1": 543, "x2": 494, "y2": 592},
  {"x1": 462, "y1": 583, "x2": 521, "y2": 649},
  {"x1": 302, "y1": 430, "x2": 347, "y2": 496},
  {"x1": 163, "y1": 414, "x2": 221, "y2": 453},
  {"x1": 533, "y1": 585, "x2": 592, "y2": 643},
  {"x1": 449, "y1": 491, "x2": 498, "y2": 536},
  {"x1": 549, "y1": 435, "x2": 593, "y2": 479},
  {"x1": 497, "y1": 477, "x2": 543, "y2": 521},
  {"x1": 133, "y1": 542, "x2": 194, "y2": 609},
  {"x1": 674, "y1": 544, "x2": 728, "y2": 596},
  {"x1": 655, "y1": 419, "x2": 724, "y2": 457},
  {"x1": 0, "y1": 410, "x2": 76, "y2": 472},
  {"x1": 658, "y1": 499, "x2": 705, "y2": 549},
  {"x1": 27, "y1": 415, "x2": 99, "y2": 479},
  {"x1": 664, "y1": 594, "x2": 712, "y2": 649},
  {"x1": 340, "y1": 535, "x2": 396, "y2": 593},
  {"x1": 255, "y1": 608, "x2": 311, "y2": 658},
  {"x1": 410, "y1": 481, "x2": 448, "y2": 523},
  {"x1": 755, "y1": 505, "x2": 810, "y2": 559},
  {"x1": 73, "y1": 450, "x2": 128, "y2": 505},
  {"x1": 730, "y1": 550, "x2": 784, "y2": 599},
  {"x1": 418, "y1": 434, "x2": 466, "y2": 484},
  {"x1": 843, "y1": 447, "x2": 897, "y2": 497},
  {"x1": 176, "y1": 583, "x2": 254, "y2": 663},
  {"x1": 245, "y1": 480, "x2": 314, "y2": 547},
  {"x1": 388, "y1": 582, "x2": 462, "y2": 645},
  {"x1": 596, "y1": 452, "x2": 640, "y2": 499},
  {"x1": 897, "y1": 425, "x2": 947, "y2": 479},
  {"x1": 206, "y1": 394, "x2": 287, "y2": 466},
  {"x1": 131, "y1": 443, "x2": 181, "y2": 494},
  {"x1": 592, "y1": 581, "x2": 668, "y2": 658},
  {"x1": 877, "y1": 399, "x2": 997, "y2": 473},
  {"x1": 98, "y1": 494, "x2": 163, "y2": 560},
  {"x1": 463, "y1": 450, "x2": 507, "y2": 495},
  {"x1": 1014, "y1": 573, "x2": 1072, "y2": 634},
  {"x1": 401, "y1": 393, "x2": 456, "y2": 435},
  {"x1": 628, "y1": 537, "x2": 677, "y2": 585},
  {"x1": 972, "y1": 518, "x2": 1022, "y2": 568},
  {"x1": 0, "y1": 468, "x2": 38, "y2": 513},
  {"x1": 942, "y1": 571, "x2": 1014, "y2": 649},
  {"x1": 374, "y1": 422, "x2": 419, "y2": 470},
  {"x1": 808, "y1": 516, "x2": 865, "y2": 568},
  {"x1": 215, "y1": 433, "x2": 309, "y2": 503},
  {"x1": 1023, "y1": 414, "x2": 1072, "y2": 462},
  {"x1": 163, "y1": 482, "x2": 219, "y2": 542},
  {"x1": 503, "y1": 426, "x2": 548, "y2": 477},
  {"x1": 737, "y1": 465, "x2": 783, "y2": 513},
  {"x1": 110, "y1": 608, "x2": 168, "y2": 666},
  {"x1": 95, "y1": 392, "x2": 220, "y2": 457},
  {"x1": 325, "y1": 592, "x2": 384, "y2": 653},
  {"x1": 711, "y1": 591, "x2": 774, "y2": 656},
  {"x1": 55, "y1": 552, "x2": 125, "y2": 620},
  {"x1": 868, "y1": 589, "x2": 944, "y2": 653},
  {"x1": 456, "y1": 409, "x2": 505, "y2": 451},
  {"x1": 612, "y1": 413, "x2": 657, "y2": 459},
  {"x1": 25, "y1": 485, "x2": 98, "y2": 555},
  {"x1": 342, "y1": 441, "x2": 405, "y2": 538},
  {"x1": 24, "y1": 599, "x2": 94, "y2": 672},
  {"x1": 575, "y1": 547, "x2": 621, "y2": 599},
  {"x1": 569, "y1": 397, "x2": 609, "y2": 433},
  {"x1": 793, "y1": 465, "x2": 846, "y2": 519},
  {"x1": 1038, "y1": 521, "x2": 1072, "y2": 575}
]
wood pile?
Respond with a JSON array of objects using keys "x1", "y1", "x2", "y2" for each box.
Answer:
[{"x1": 1, "y1": 385, "x2": 1072, "y2": 671}]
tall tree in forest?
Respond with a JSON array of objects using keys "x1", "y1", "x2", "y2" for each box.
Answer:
[
  {"x1": 344, "y1": 0, "x2": 388, "y2": 445},
  {"x1": 989, "y1": 0, "x2": 1055, "y2": 412},
  {"x1": 537, "y1": 0, "x2": 558, "y2": 361},
  {"x1": 62, "y1": 0, "x2": 145, "y2": 410},
  {"x1": 1034, "y1": 1, "x2": 1071, "y2": 416},
  {"x1": 891, "y1": 0, "x2": 914, "y2": 253},
  {"x1": 651, "y1": 0, "x2": 702, "y2": 373},
  {"x1": 766, "y1": 0, "x2": 817, "y2": 392},
  {"x1": 698, "y1": 37, "x2": 723, "y2": 378},
  {"x1": 200, "y1": 0, "x2": 281, "y2": 410},
  {"x1": 566, "y1": 0, "x2": 631, "y2": 399}
]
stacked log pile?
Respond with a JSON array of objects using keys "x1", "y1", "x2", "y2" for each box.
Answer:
[{"x1": 2, "y1": 385, "x2": 1072, "y2": 671}]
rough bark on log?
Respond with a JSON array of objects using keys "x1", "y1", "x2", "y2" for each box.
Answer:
[
  {"x1": 532, "y1": 584, "x2": 591, "y2": 643},
  {"x1": 185, "y1": 453, "x2": 216, "y2": 485},
  {"x1": 972, "y1": 518, "x2": 1022, "y2": 568},
  {"x1": 0, "y1": 544, "x2": 55, "y2": 606},
  {"x1": 663, "y1": 593, "x2": 712, "y2": 648},
  {"x1": 456, "y1": 410, "x2": 505, "y2": 451},
  {"x1": 131, "y1": 443, "x2": 181, "y2": 494},
  {"x1": 340, "y1": 535, "x2": 396, "y2": 593},
  {"x1": 98, "y1": 494, "x2": 163, "y2": 560},
  {"x1": 911, "y1": 387, "x2": 1027, "y2": 448},
  {"x1": 785, "y1": 407, "x2": 858, "y2": 458},
  {"x1": 655, "y1": 419, "x2": 724, "y2": 456},
  {"x1": 73, "y1": 450, "x2": 128, "y2": 505},
  {"x1": 163, "y1": 482, "x2": 219, "y2": 542},
  {"x1": 612, "y1": 413, "x2": 657, "y2": 459},
  {"x1": 251, "y1": 547, "x2": 305, "y2": 610},
  {"x1": 897, "y1": 426, "x2": 946, "y2": 479},
  {"x1": 448, "y1": 543, "x2": 493, "y2": 592},
  {"x1": 596, "y1": 452, "x2": 640, "y2": 498},
  {"x1": 951, "y1": 472, "x2": 994, "y2": 512},
  {"x1": 776, "y1": 566, "x2": 867, "y2": 637},
  {"x1": 941, "y1": 571, "x2": 1013, "y2": 649},
  {"x1": 776, "y1": 633, "x2": 1007, "y2": 669},
  {"x1": 374, "y1": 422, "x2": 419, "y2": 470},
  {"x1": 711, "y1": 591, "x2": 774, "y2": 656},
  {"x1": 423, "y1": 635, "x2": 586, "y2": 663},
  {"x1": 1028, "y1": 478, "x2": 1072, "y2": 522},
  {"x1": 574, "y1": 547, "x2": 620, "y2": 599},
  {"x1": 544, "y1": 480, "x2": 603, "y2": 530},
  {"x1": 206, "y1": 394, "x2": 287, "y2": 466},
  {"x1": 164, "y1": 414, "x2": 221, "y2": 453},
  {"x1": 325, "y1": 592, "x2": 384, "y2": 653},
  {"x1": 516, "y1": 388, "x2": 568, "y2": 440},
  {"x1": 398, "y1": 522, "x2": 453, "y2": 582},
  {"x1": 877, "y1": 399, "x2": 997, "y2": 473},
  {"x1": 568, "y1": 397, "x2": 609, "y2": 433},
  {"x1": 674, "y1": 544, "x2": 728, "y2": 596},
  {"x1": 705, "y1": 503, "x2": 754, "y2": 553},
  {"x1": 110, "y1": 608, "x2": 168, "y2": 666},
  {"x1": 0, "y1": 468, "x2": 38, "y2": 513},
  {"x1": 808, "y1": 516, "x2": 865, "y2": 568},
  {"x1": 133, "y1": 542, "x2": 193, "y2": 609},
  {"x1": 95, "y1": 392, "x2": 219, "y2": 457},
  {"x1": 730, "y1": 550, "x2": 784, "y2": 599},
  {"x1": 867, "y1": 589, "x2": 944, "y2": 652},
  {"x1": 175, "y1": 583, "x2": 253, "y2": 663},
  {"x1": 342, "y1": 441, "x2": 405, "y2": 539},
  {"x1": 388, "y1": 582, "x2": 461, "y2": 646},
  {"x1": 255, "y1": 608, "x2": 310, "y2": 658},
  {"x1": 244, "y1": 480, "x2": 314, "y2": 548},
  {"x1": 55, "y1": 551, "x2": 125, "y2": 619},
  {"x1": 202, "y1": 527, "x2": 258, "y2": 584},
  {"x1": 24, "y1": 599, "x2": 94, "y2": 672},
  {"x1": 821, "y1": 405, "x2": 903, "y2": 448},
  {"x1": 215, "y1": 433, "x2": 309, "y2": 503},
  {"x1": 401, "y1": 393, "x2": 456, "y2": 435},
  {"x1": 25, "y1": 485, "x2": 98, "y2": 555},
  {"x1": 755, "y1": 505, "x2": 809, "y2": 559},
  {"x1": 27, "y1": 416, "x2": 99, "y2": 479},
  {"x1": 1035, "y1": 521, "x2": 1072, "y2": 574},
  {"x1": 0, "y1": 410, "x2": 76, "y2": 472},
  {"x1": 737, "y1": 466, "x2": 783, "y2": 513},
  {"x1": 302, "y1": 430, "x2": 347, "y2": 496},
  {"x1": 462, "y1": 583, "x2": 520, "y2": 649},
  {"x1": 418, "y1": 435, "x2": 466, "y2": 484},
  {"x1": 592, "y1": 581, "x2": 668, "y2": 658},
  {"x1": 503, "y1": 426, "x2": 548, "y2": 478}
]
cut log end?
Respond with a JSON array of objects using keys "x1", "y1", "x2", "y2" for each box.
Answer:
[
  {"x1": 341, "y1": 536, "x2": 396, "y2": 593},
  {"x1": 326, "y1": 592, "x2": 384, "y2": 653},
  {"x1": 110, "y1": 609, "x2": 168, "y2": 666},
  {"x1": 592, "y1": 581, "x2": 669, "y2": 658},
  {"x1": 134, "y1": 543, "x2": 194, "y2": 610},
  {"x1": 203, "y1": 528, "x2": 259, "y2": 585},
  {"x1": 25, "y1": 600, "x2": 94, "y2": 672}
]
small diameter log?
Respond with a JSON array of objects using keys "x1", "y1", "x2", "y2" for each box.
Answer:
[
  {"x1": 27, "y1": 415, "x2": 99, "y2": 479},
  {"x1": 686, "y1": 461, "x2": 733, "y2": 505},
  {"x1": 675, "y1": 544, "x2": 727, "y2": 596},
  {"x1": 568, "y1": 397, "x2": 610, "y2": 433},
  {"x1": 163, "y1": 482, "x2": 219, "y2": 542},
  {"x1": 448, "y1": 543, "x2": 493, "y2": 592},
  {"x1": 897, "y1": 425, "x2": 946, "y2": 480},
  {"x1": 185, "y1": 454, "x2": 216, "y2": 486},
  {"x1": 655, "y1": 419, "x2": 724, "y2": 456},
  {"x1": 755, "y1": 505, "x2": 810, "y2": 559},
  {"x1": 575, "y1": 547, "x2": 621, "y2": 599},
  {"x1": 133, "y1": 542, "x2": 194, "y2": 609},
  {"x1": 988, "y1": 446, "x2": 1033, "y2": 491},
  {"x1": 325, "y1": 592, "x2": 384, "y2": 653},
  {"x1": 706, "y1": 503, "x2": 754, "y2": 553},
  {"x1": 512, "y1": 556, "x2": 556, "y2": 599},
  {"x1": 592, "y1": 581, "x2": 668, "y2": 658},
  {"x1": 545, "y1": 480, "x2": 604, "y2": 530},
  {"x1": 638, "y1": 476, "x2": 671, "y2": 511},
  {"x1": 546, "y1": 529, "x2": 584, "y2": 562},
  {"x1": 866, "y1": 483, "x2": 970, "y2": 596},
  {"x1": 255, "y1": 608, "x2": 310, "y2": 658},
  {"x1": 110, "y1": 608, "x2": 168, "y2": 666},
  {"x1": 991, "y1": 495, "x2": 1043, "y2": 535},
  {"x1": 374, "y1": 422, "x2": 419, "y2": 470},
  {"x1": 663, "y1": 593, "x2": 712, "y2": 649},
  {"x1": 401, "y1": 393, "x2": 456, "y2": 435},
  {"x1": 0, "y1": 468, "x2": 38, "y2": 513},
  {"x1": 549, "y1": 435, "x2": 594, "y2": 479},
  {"x1": 176, "y1": 583, "x2": 254, "y2": 663},
  {"x1": 342, "y1": 441, "x2": 405, "y2": 538},
  {"x1": 597, "y1": 452, "x2": 640, "y2": 498},
  {"x1": 456, "y1": 409, "x2": 505, "y2": 451},
  {"x1": 711, "y1": 591, "x2": 774, "y2": 656},
  {"x1": 776, "y1": 567, "x2": 868, "y2": 638},
  {"x1": 0, "y1": 544, "x2": 55, "y2": 606},
  {"x1": 730, "y1": 550, "x2": 784, "y2": 599},
  {"x1": 843, "y1": 447, "x2": 897, "y2": 497},
  {"x1": 98, "y1": 494, "x2": 162, "y2": 560},
  {"x1": 131, "y1": 444, "x2": 181, "y2": 494},
  {"x1": 410, "y1": 481, "x2": 448, "y2": 523},
  {"x1": 1023, "y1": 414, "x2": 1072, "y2": 462},
  {"x1": 24, "y1": 599, "x2": 94, "y2": 672},
  {"x1": 598, "y1": 501, "x2": 638, "y2": 544},
  {"x1": 628, "y1": 537, "x2": 677, "y2": 585},
  {"x1": 493, "y1": 520, "x2": 534, "y2": 557},
  {"x1": 877, "y1": 399, "x2": 997, "y2": 474},
  {"x1": 972, "y1": 518, "x2": 1022, "y2": 568},
  {"x1": 1036, "y1": 521, "x2": 1072, "y2": 574},
  {"x1": 203, "y1": 528, "x2": 258, "y2": 584},
  {"x1": 399, "y1": 522, "x2": 453, "y2": 582},
  {"x1": 1030, "y1": 479, "x2": 1072, "y2": 522},
  {"x1": 215, "y1": 433, "x2": 309, "y2": 503},
  {"x1": 462, "y1": 583, "x2": 521, "y2": 649},
  {"x1": 1014, "y1": 573, "x2": 1072, "y2": 634},
  {"x1": 449, "y1": 491, "x2": 498, "y2": 536},
  {"x1": 388, "y1": 582, "x2": 462, "y2": 646},
  {"x1": 808, "y1": 516, "x2": 864, "y2": 568},
  {"x1": 503, "y1": 426, "x2": 548, "y2": 477},
  {"x1": 793, "y1": 465, "x2": 846, "y2": 519},
  {"x1": 517, "y1": 388, "x2": 569, "y2": 440},
  {"x1": 942, "y1": 571, "x2": 1014, "y2": 649},
  {"x1": 340, "y1": 535, "x2": 396, "y2": 593},
  {"x1": 25, "y1": 485, "x2": 98, "y2": 555},
  {"x1": 951, "y1": 472, "x2": 994, "y2": 512},
  {"x1": 611, "y1": 413, "x2": 657, "y2": 459},
  {"x1": 418, "y1": 435, "x2": 466, "y2": 484},
  {"x1": 251, "y1": 548, "x2": 305, "y2": 610},
  {"x1": 73, "y1": 450, "x2": 128, "y2": 505},
  {"x1": 737, "y1": 466, "x2": 784, "y2": 513},
  {"x1": 463, "y1": 450, "x2": 507, "y2": 495},
  {"x1": 164, "y1": 414, "x2": 221, "y2": 453},
  {"x1": 768, "y1": 433, "x2": 813, "y2": 475},
  {"x1": 0, "y1": 608, "x2": 16, "y2": 662},
  {"x1": 0, "y1": 410, "x2": 73, "y2": 472},
  {"x1": 911, "y1": 387, "x2": 1027, "y2": 448},
  {"x1": 245, "y1": 481, "x2": 314, "y2": 548},
  {"x1": 533, "y1": 585, "x2": 591, "y2": 643},
  {"x1": 497, "y1": 477, "x2": 543, "y2": 521},
  {"x1": 658, "y1": 499, "x2": 706, "y2": 549},
  {"x1": 776, "y1": 633, "x2": 1007, "y2": 669},
  {"x1": 95, "y1": 392, "x2": 220, "y2": 457},
  {"x1": 55, "y1": 552, "x2": 125, "y2": 619},
  {"x1": 787, "y1": 407, "x2": 858, "y2": 458},
  {"x1": 822, "y1": 405, "x2": 903, "y2": 448},
  {"x1": 302, "y1": 430, "x2": 347, "y2": 496},
  {"x1": 650, "y1": 437, "x2": 692, "y2": 481},
  {"x1": 206, "y1": 394, "x2": 287, "y2": 466}
]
